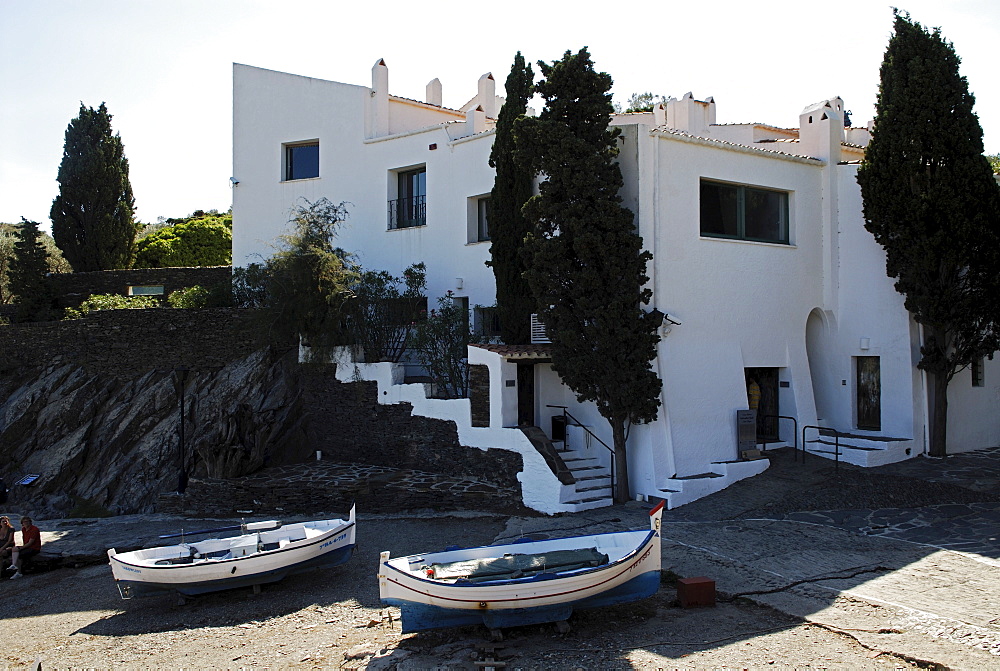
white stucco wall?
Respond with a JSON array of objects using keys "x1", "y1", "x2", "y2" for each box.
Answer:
[
  {"x1": 644, "y1": 132, "x2": 826, "y2": 476},
  {"x1": 233, "y1": 63, "x2": 499, "y2": 310},
  {"x1": 237, "y1": 66, "x2": 1000, "y2": 505}
]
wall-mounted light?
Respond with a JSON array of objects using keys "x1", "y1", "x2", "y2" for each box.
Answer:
[
  {"x1": 456, "y1": 277, "x2": 464, "y2": 290},
  {"x1": 860, "y1": 337, "x2": 870, "y2": 350}
]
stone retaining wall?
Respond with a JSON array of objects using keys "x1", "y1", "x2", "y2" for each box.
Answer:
[
  {"x1": 299, "y1": 369, "x2": 522, "y2": 490},
  {"x1": 0, "y1": 308, "x2": 280, "y2": 378},
  {"x1": 50, "y1": 266, "x2": 232, "y2": 308}
]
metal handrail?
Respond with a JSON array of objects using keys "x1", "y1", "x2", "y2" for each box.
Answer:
[
  {"x1": 546, "y1": 405, "x2": 616, "y2": 494},
  {"x1": 759, "y1": 414, "x2": 798, "y2": 456},
  {"x1": 801, "y1": 424, "x2": 842, "y2": 472}
]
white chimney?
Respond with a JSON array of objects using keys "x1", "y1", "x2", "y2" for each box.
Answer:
[
  {"x1": 370, "y1": 58, "x2": 389, "y2": 137},
  {"x1": 426, "y1": 78, "x2": 442, "y2": 107}
]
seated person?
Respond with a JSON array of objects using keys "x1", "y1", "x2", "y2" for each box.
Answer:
[
  {"x1": 0, "y1": 516, "x2": 14, "y2": 568},
  {"x1": 6, "y1": 517, "x2": 41, "y2": 579}
]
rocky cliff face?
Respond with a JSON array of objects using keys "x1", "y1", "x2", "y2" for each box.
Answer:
[{"x1": 0, "y1": 348, "x2": 308, "y2": 517}]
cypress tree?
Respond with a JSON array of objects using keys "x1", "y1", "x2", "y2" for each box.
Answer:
[
  {"x1": 488, "y1": 52, "x2": 535, "y2": 344},
  {"x1": 856, "y1": 11, "x2": 1000, "y2": 456},
  {"x1": 515, "y1": 48, "x2": 662, "y2": 503},
  {"x1": 51, "y1": 103, "x2": 138, "y2": 271},
  {"x1": 7, "y1": 219, "x2": 58, "y2": 323}
]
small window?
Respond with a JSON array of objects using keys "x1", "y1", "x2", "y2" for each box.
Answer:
[
  {"x1": 284, "y1": 142, "x2": 319, "y2": 181},
  {"x1": 128, "y1": 285, "x2": 164, "y2": 296},
  {"x1": 389, "y1": 167, "x2": 426, "y2": 229},
  {"x1": 467, "y1": 195, "x2": 491, "y2": 243},
  {"x1": 700, "y1": 180, "x2": 789, "y2": 244},
  {"x1": 477, "y1": 197, "x2": 490, "y2": 242},
  {"x1": 972, "y1": 357, "x2": 985, "y2": 387}
]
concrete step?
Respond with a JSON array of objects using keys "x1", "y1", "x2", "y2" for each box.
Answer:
[
  {"x1": 804, "y1": 435, "x2": 916, "y2": 467},
  {"x1": 562, "y1": 495, "x2": 614, "y2": 512}
]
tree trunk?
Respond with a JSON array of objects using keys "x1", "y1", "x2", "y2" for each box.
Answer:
[
  {"x1": 611, "y1": 417, "x2": 630, "y2": 504},
  {"x1": 928, "y1": 370, "x2": 950, "y2": 457}
]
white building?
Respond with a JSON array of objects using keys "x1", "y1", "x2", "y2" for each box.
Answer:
[{"x1": 232, "y1": 60, "x2": 1000, "y2": 513}]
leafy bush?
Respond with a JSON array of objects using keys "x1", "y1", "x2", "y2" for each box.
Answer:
[
  {"x1": 64, "y1": 293, "x2": 160, "y2": 319},
  {"x1": 345, "y1": 262, "x2": 426, "y2": 362},
  {"x1": 134, "y1": 215, "x2": 232, "y2": 268},
  {"x1": 410, "y1": 292, "x2": 471, "y2": 398},
  {"x1": 168, "y1": 285, "x2": 210, "y2": 308},
  {"x1": 232, "y1": 263, "x2": 269, "y2": 308}
]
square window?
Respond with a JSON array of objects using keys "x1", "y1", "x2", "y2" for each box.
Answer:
[
  {"x1": 700, "y1": 179, "x2": 788, "y2": 244},
  {"x1": 284, "y1": 142, "x2": 319, "y2": 181}
]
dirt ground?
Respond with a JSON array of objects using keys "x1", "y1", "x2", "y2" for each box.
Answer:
[{"x1": 1, "y1": 514, "x2": 930, "y2": 669}]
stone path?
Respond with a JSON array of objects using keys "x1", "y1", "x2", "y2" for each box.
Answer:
[{"x1": 760, "y1": 447, "x2": 1000, "y2": 561}]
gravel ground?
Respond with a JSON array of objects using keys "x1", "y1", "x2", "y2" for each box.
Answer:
[
  {"x1": 0, "y1": 512, "x2": 929, "y2": 669},
  {"x1": 2, "y1": 449, "x2": 994, "y2": 668}
]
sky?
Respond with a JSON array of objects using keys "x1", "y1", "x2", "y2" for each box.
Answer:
[{"x1": 2, "y1": 1, "x2": 999, "y2": 229}]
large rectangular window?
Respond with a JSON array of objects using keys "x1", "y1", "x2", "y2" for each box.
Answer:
[
  {"x1": 284, "y1": 142, "x2": 319, "y2": 181},
  {"x1": 389, "y1": 167, "x2": 426, "y2": 229},
  {"x1": 700, "y1": 180, "x2": 789, "y2": 244}
]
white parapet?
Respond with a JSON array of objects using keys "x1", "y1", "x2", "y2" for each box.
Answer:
[{"x1": 326, "y1": 350, "x2": 576, "y2": 514}]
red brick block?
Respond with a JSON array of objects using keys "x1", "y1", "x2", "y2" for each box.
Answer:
[{"x1": 677, "y1": 576, "x2": 716, "y2": 608}]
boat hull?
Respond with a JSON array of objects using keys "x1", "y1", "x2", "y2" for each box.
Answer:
[
  {"x1": 109, "y1": 511, "x2": 355, "y2": 599},
  {"x1": 384, "y1": 567, "x2": 660, "y2": 632},
  {"x1": 114, "y1": 541, "x2": 355, "y2": 598},
  {"x1": 379, "y1": 502, "x2": 664, "y2": 633}
]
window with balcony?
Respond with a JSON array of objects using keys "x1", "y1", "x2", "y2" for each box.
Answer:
[
  {"x1": 700, "y1": 179, "x2": 789, "y2": 244},
  {"x1": 389, "y1": 167, "x2": 426, "y2": 229},
  {"x1": 284, "y1": 141, "x2": 319, "y2": 181}
]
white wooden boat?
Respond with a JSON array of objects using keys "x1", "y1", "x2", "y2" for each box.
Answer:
[
  {"x1": 379, "y1": 501, "x2": 663, "y2": 632},
  {"x1": 108, "y1": 506, "x2": 356, "y2": 598}
]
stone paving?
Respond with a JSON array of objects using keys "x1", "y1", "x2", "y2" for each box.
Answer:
[{"x1": 761, "y1": 447, "x2": 1000, "y2": 561}]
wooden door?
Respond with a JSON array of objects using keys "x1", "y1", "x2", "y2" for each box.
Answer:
[
  {"x1": 857, "y1": 356, "x2": 881, "y2": 430},
  {"x1": 517, "y1": 363, "x2": 535, "y2": 427}
]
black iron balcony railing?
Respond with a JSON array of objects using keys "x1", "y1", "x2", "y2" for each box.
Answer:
[{"x1": 387, "y1": 195, "x2": 426, "y2": 230}]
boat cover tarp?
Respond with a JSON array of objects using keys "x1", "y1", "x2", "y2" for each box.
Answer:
[{"x1": 427, "y1": 548, "x2": 609, "y2": 582}]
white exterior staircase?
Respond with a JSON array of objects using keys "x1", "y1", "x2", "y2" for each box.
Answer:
[{"x1": 558, "y1": 447, "x2": 614, "y2": 511}]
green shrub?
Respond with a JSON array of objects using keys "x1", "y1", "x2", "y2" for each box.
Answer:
[
  {"x1": 168, "y1": 285, "x2": 210, "y2": 308},
  {"x1": 63, "y1": 293, "x2": 160, "y2": 319}
]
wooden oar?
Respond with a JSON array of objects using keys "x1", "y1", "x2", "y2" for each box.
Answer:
[{"x1": 158, "y1": 520, "x2": 281, "y2": 540}]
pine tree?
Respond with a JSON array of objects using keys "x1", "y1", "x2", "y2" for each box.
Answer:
[
  {"x1": 51, "y1": 103, "x2": 137, "y2": 271},
  {"x1": 856, "y1": 11, "x2": 1000, "y2": 456},
  {"x1": 488, "y1": 52, "x2": 535, "y2": 344},
  {"x1": 7, "y1": 219, "x2": 57, "y2": 323},
  {"x1": 515, "y1": 48, "x2": 662, "y2": 503}
]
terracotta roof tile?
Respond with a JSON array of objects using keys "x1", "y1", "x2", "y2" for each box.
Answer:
[{"x1": 471, "y1": 343, "x2": 554, "y2": 358}]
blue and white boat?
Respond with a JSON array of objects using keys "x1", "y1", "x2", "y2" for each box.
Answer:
[
  {"x1": 108, "y1": 506, "x2": 356, "y2": 599},
  {"x1": 378, "y1": 502, "x2": 663, "y2": 632}
]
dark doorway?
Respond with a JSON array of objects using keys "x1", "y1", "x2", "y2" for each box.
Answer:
[
  {"x1": 745, "y1": 367, "x2": 779, "y2": 441},
  {"x1": 856, "y1": 356, "x2": 881, "y2": 430},
  {"x1": 517, "y1": 363, "x2": 535, "y2": 427}
]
